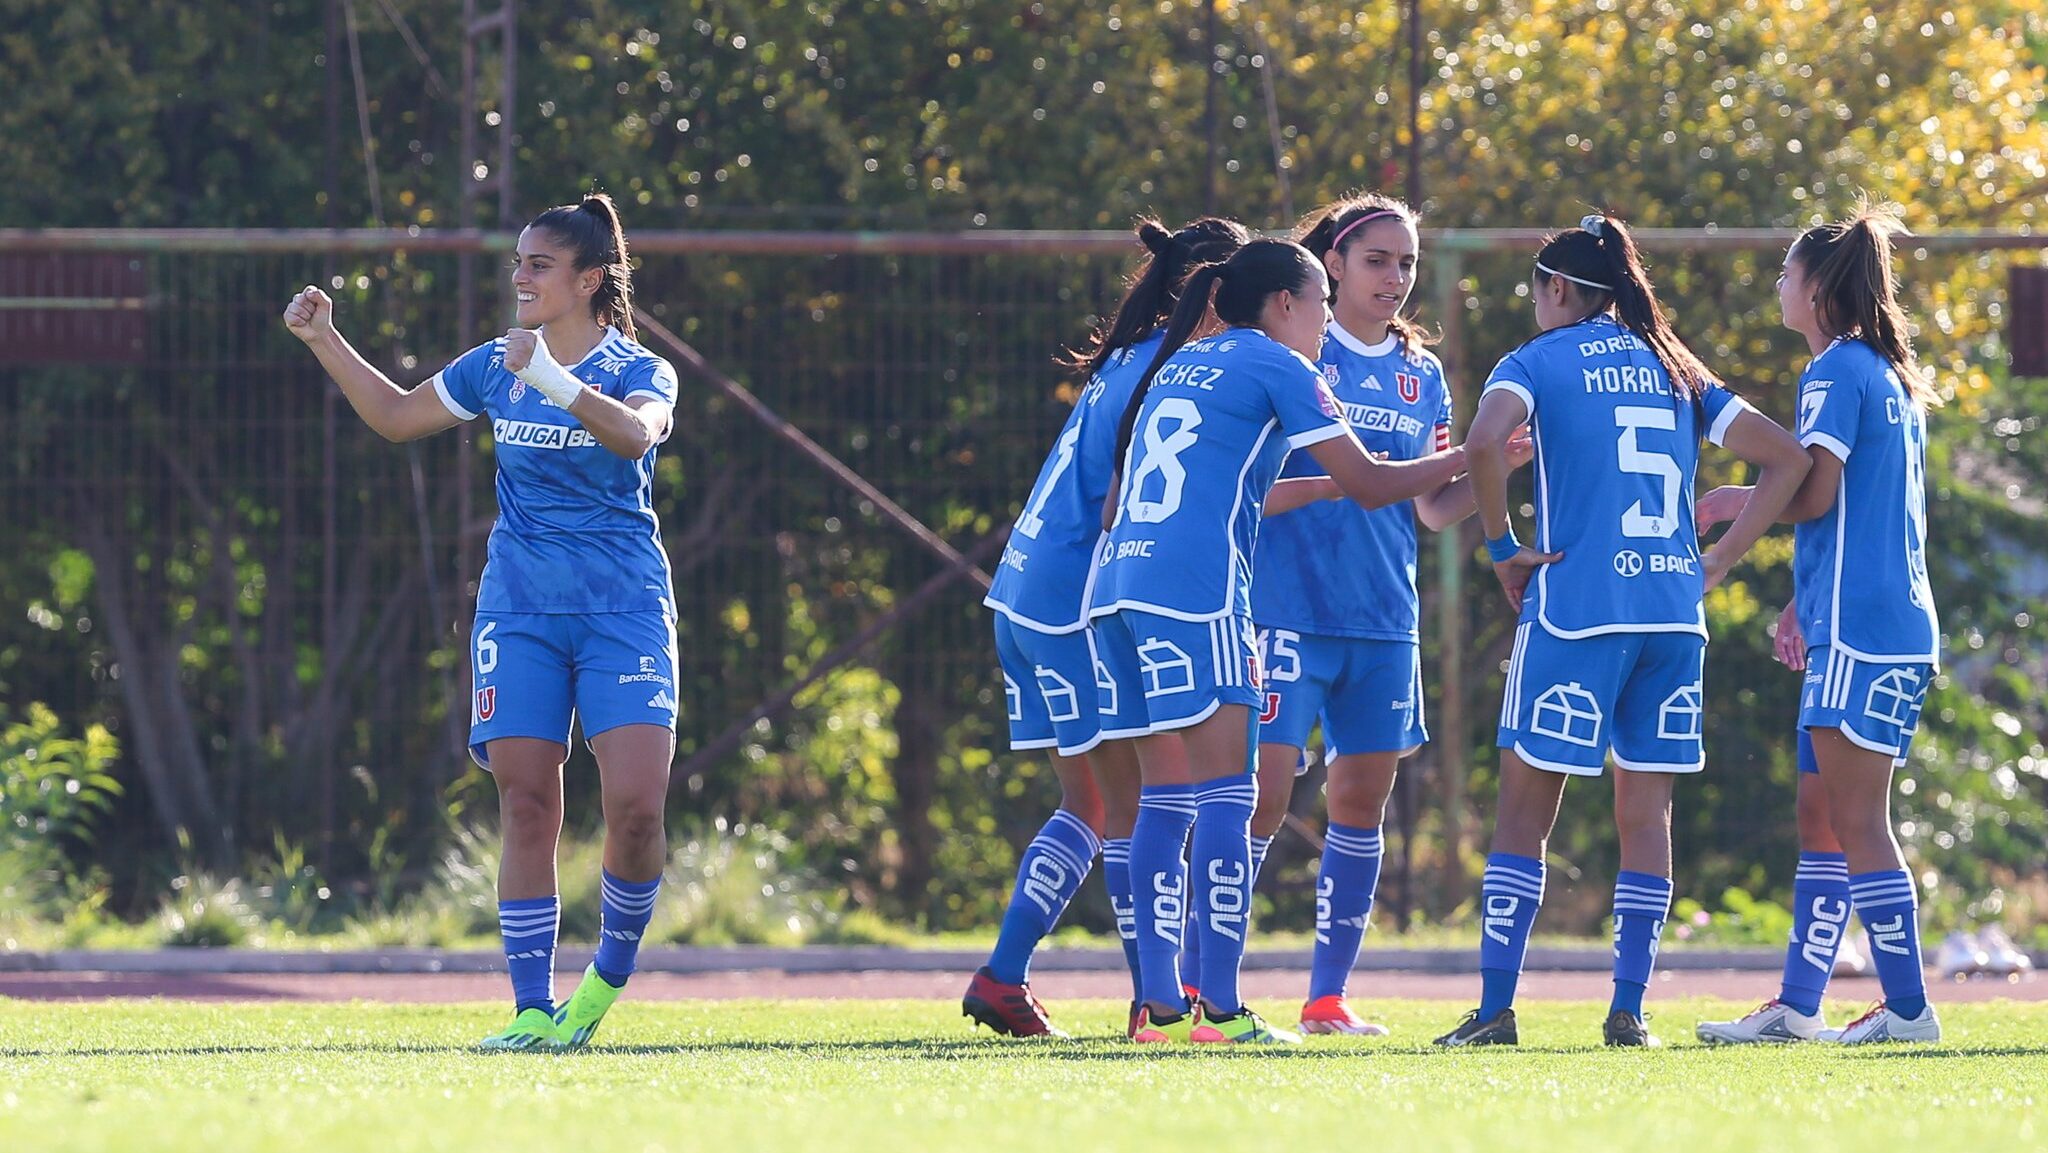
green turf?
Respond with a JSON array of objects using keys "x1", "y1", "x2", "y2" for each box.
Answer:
[{"x1": 2, "y1": 998, "x2": 2041, "y2": 1152}]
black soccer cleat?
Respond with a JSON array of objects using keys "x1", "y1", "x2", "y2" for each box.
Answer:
[
  {"x1": 1602, "y1": 1010, "x2": 1663, "y2": 1047},
  {"x1": 1434, "y1": 1007, "x2": 1518, "y2": 1047}
]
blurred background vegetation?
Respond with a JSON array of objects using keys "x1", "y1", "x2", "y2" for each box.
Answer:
[{"x1": 1, "y1": 1, "x2": 2044, "y2": 950}]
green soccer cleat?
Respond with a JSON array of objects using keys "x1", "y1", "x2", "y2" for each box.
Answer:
[
  {"x1": 551, "y1": 964, "x2": 626, "y2": 1051},
  {"x1": 478, "y1": 1006, "x2": 563, "y2": 1052},
  {"x1": 1192, "y1": 1005, "x2": 1303, "y2": 1046}
]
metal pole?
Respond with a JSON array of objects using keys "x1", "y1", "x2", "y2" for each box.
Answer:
[
  {"x1": 1434, "y1": 251, "x2": 1469, "y2": 911},
  {"x1": 1406, "y1": 0, "x2": 1423, "y2": 209},
  {"x1": 1203, "y1": 0, "x2": 1219, "y2": 214}
]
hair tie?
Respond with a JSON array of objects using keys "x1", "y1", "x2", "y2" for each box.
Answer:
[
  {"x1": 1330, "y1": 208, "x2": 1405, "y2": 252},
  {"x1": 1580, "y1": 214, "x2": 1606, "y2": 238},
  {"x1": 1535, "y1": 260, "x2": 1613, "y2": 292}
]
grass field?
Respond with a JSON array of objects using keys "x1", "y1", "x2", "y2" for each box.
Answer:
[{"x1": 3, "y1": 998, "x2": 2041, "y2": 1153}]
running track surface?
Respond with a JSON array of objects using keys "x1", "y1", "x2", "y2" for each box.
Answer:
[{"x1": 2, "y1": 969, "x2": 2040, "y2": 1003}]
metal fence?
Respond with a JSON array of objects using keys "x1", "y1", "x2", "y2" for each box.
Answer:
[{"x1": 1, "y1": 228, "x2": 2038, "y2": 929}]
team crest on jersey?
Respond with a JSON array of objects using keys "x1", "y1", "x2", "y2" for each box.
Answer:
[
  {"x1": 474, "y1": 686, "x2": 496, "y2": 722},
  {"x1": 1323, "y1": 363, "x2": 1342, "y2": 388},
  {"x1": 508, "y1": 378, "x2": 528, "y2": 403},
  {"x1": 1396, "y1": 371, "x2": 1424, "y2": 404}
]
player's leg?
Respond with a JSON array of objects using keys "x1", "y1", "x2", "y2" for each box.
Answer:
[
  {"x1": 553, "y1": 611, "x2": 679, "y2": 1049},
  {"x1": 1438, "y1": 624, "x2": 1611, "y2": 1047},
  {"x1": 1801, "y1": 647, "x2": 1938, "y2": 1043},
  {"x1": 1602, "y1": 632, "x2": 1702, "y2": 1047},
  {"x1": 967, "y1": 620, "x2": 1106, "y2": 1036},
  {"x1": 1701, "y1": 730, "x2": 1841, "y2": 1043},
  {"x1": 1303, "y1": 638, "x2": 1418, "y2": 1035},
  {"x1": 1088, "y1": 734, "x2": 1145, "y2": 1033},
  {"x1": 468, "y1": 614, "x2": 575, "y2": 1051},
  {"x1": 1300, "y1": 751, "x2": 1397, "y2": 1035}
]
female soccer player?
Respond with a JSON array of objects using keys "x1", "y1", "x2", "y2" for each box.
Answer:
[
  {"x1": 283, "y1": 193, "x2": 679, "y2": 1051},
  {"x1": 1435, "y1": 215, "x2": 1809, "y2": 1048},
  {"x1": 965, "y1": 217, "x2": 1248, "y2": 1037},
  {"x1": 1201, "y1": 195, "x2": 1526, "y2": 1036},
  {"x1": 1091, "y1": 239, "x2": 1468, "y2": 1044},
  {"x1": 1694, "y1": 202, "x2": 1944, "y2": 1044}
]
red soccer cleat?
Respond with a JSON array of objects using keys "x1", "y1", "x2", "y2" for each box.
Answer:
[{"x1": 962, "y1": 967, "x2": 1069, "y2": 1038}]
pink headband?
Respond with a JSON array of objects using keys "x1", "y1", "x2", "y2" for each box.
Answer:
[{"x1": 1330, "y1": 208, "x2": 1405, "y2": 252}]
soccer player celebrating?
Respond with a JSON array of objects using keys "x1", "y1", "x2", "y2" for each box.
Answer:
[
  {"x1": 283, "y1": 194, "x2": 680, "y2": 1051},
  {"x1": 1695, "y1": 201, "x2": 1945, "y2": 1044},
  {"x1": 1092, "y1": 239, "x2": 1467, "y2": 1044},
  {"x1": 1233, "y1": 195, "x2": 1527, "y2": 1036},
  {"x1": 1436, "y1": 215, "x2": 1809, "y2": 1048},
  {"x1": 965, "y1": 217, "x2": 1248, "y2": 1037}
]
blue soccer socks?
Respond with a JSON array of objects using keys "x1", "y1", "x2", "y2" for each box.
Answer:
[
  {"x1": 1610, "y1": 871, "x2": 1673, "y2": 1017},
  {"x1": 1101, "y1": 837, "x2": 1142, "y2": 1002},
  {"x1": 1308, "y1": 823, "x2": 1384, "y2": 1001},
  {"x1": 593, "y1": 871, "x2": 662, "y2": 988},
  {"x1": 1130, "y1": 784, "x2": 1199, "y2": 1009},
  {"x1": 1477, "y1": 853, "x2": 1546, "y2": 1019},
  {"x1": 1779, "y1": 852, "x2": 1851, "y2": 1016},
  {"x1": 499, "y1": 894, "x2": 561, "y2": 1014},
  {"x1": 987, "y1": 809, "x2": 1102, "y2": 984},
  {"x1": 1850, "y1": 869, "x2": 1929, "y2": 1019},
  {"x1": 1189, "y1": 776, "x2": 1259, "y2": 1016}
]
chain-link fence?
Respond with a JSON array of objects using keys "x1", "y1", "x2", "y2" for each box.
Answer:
[{"x1": 1, "y1": 228, "x2": 2038, "y2": 933}]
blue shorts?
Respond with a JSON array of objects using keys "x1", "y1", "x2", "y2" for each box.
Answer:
[
  {"x1": 1092, "y1": 608, "x2": 1262, "y2": 735},
  {"x1": 1254, "y1": 629, "x2": 1426, "y2": 757},
  {"x1": 994, "y1": 615, "x2": 1113, "y2": 757},
  {"x1": 469, "y1": 610, "x2": 678, "y2": 770},
  {"x1": 1797, "y1": 726, "x2": 1818, "y2": 775},
  {"x1": 1498, "y1": 624, "x2": 1705, "y2": 776},
  {"x1": 1799, "y1": 645, "x2": 1931, "y2": 767}
]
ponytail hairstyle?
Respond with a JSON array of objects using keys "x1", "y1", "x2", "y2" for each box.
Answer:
[
  {"x1": 1790, "y1": 197, "x2": 1940, "y2": 408},
  {"x1": 1063, "y1": 216, "x2": 1251, "y2": 380},
  {"x1": 529, "y1": 192, "x2": 637, "y2": 338},
  {"x1": 1298, "y1": 193, "x2": 1434, "y2": 358},
  {"x1": 1112, "y1": 239, "x2": 1325, "y2": 467},
  {"x1": 1533, "y1": 213, "x2": 1713, "y2": 399}
]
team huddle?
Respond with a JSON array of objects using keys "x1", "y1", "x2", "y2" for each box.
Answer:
[
  {"x1": 964, "y1": 195, "x2": 1945, "y2": 1047},
  {"x1": 284, "y1": 184, "x2": 1940, "y2": 1052}
]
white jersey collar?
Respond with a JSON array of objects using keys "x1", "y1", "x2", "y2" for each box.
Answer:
[{"x1": 1326, "y1": 319, "x2": 1398, "y2": 358}]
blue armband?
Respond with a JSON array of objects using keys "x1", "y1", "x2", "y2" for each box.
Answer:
[{"x1": 1485, "y1": 529, "x2": 1522, "y2": 564}]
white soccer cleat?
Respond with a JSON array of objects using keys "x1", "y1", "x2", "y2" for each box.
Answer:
[
  {"x1": 1695, "y1": 998, "x2": 1826, "y2": 1045},
  {"x1": 1977, "y1": 926, "x2": 2036, "y2": 978},
  {"x1": 1935, "y1": 931, "x2": 1990, "y2": 981},
  {"x1": 1832, "y1": 928, "x2": 1871, "y2": 977},
  {"x1": 1818, "y1": 1002, "x2": 1941, "y2": 1044}
]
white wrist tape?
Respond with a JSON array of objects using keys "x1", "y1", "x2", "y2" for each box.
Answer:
[{"x1": 513, "y1": 335, "x2": 587, "y2": 409}]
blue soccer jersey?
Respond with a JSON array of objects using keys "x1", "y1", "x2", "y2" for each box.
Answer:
[
  {"x1": 986, "y1": 333, "x2": 1165, "y2": 633},
  {"x1": 431, "y1": 327, "x2": 680, "y2": 615},
  {"x1": 1089, "y1": 328, "x2": 1352, "y2": 623},
  {"x1": 1482, "y1": 315, "x2": 1750, "y2": 638},
  {"x1": 1253, "y1": 321, "x2": 1454, "y2": 641},
  {"x1": 1791, "y1": 338, "x2": 1939, "y2": 664}
]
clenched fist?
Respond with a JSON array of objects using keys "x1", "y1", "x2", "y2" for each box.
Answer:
[
  {"x1": 502, "y1": 327, "x2": 540, "y2": 373},
  {"x1": 282, "y1": 285, "x2": 336, "y2": 343}
]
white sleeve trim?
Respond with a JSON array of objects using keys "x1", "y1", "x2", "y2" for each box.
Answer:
[
  {"x1": 430, "y1": 373, "x2": 478, "y2": 422},
  {"x1": 1706, "y1": 395, "x2": 1753, "y2": 447},
  {"x1": 1483, "y1": 378, "x2": 1535, "y2": 415},
  {"x1": 1800, "y1": 430, "x2": 1851, "y2": 461},
  {"x1": 623, "y1": 389, "x2": 670, "y2": 404},
  {"x1": 1287, "y1": 422, "x2": 1351, "y2": 450}
]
